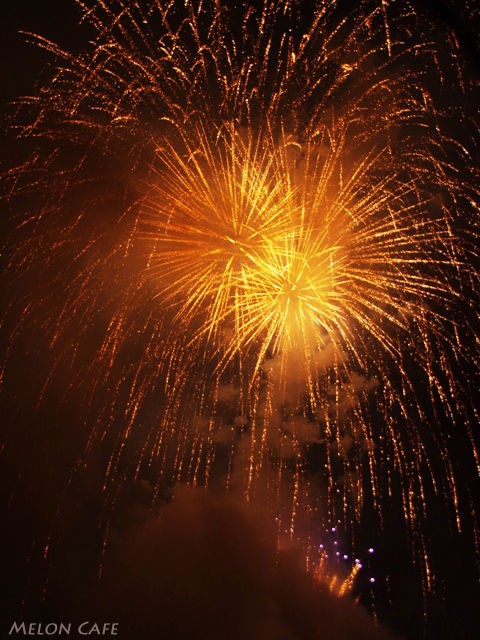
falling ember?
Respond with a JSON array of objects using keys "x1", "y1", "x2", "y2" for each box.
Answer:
[{"x1": 1, "y1": 0, "x2": 480, "y2": 631}]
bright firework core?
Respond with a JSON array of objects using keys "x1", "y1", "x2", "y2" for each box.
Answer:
[
  {"x1": 140, "y1": 122, "x2": 452, "y2": 395},
  {"x1": 141, "y1": 127, "x2": 350, "y2": 382}
]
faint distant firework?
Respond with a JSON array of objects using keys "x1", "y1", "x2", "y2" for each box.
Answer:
[{"x1": 2, "y1": 0, "x2": 480, "y2": 603}]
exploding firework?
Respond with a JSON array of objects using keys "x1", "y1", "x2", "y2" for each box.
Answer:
[{"x1": 1, "y1": 0, "x2": 480, "y2": 631}]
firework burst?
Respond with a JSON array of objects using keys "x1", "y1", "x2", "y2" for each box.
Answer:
[{"x1": 2, "y1": 0, "x2": 480, "y2": 628}]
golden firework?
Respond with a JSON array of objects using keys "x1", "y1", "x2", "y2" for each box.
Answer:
[{"x1": 2, "y1": 0, "x2": 479, "y2": 612}]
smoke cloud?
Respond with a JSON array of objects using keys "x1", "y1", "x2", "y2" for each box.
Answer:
[{"x1": 88, "y1": 486, "x2": 396, "y2": 640}]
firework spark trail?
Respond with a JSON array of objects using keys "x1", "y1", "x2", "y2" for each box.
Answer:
[{"x1": 1, "y1": 0, "x2": 480, "y2": 613}]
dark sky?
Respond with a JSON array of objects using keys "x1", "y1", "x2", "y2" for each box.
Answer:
[
  {"x1": 0, "y1": 0, "x2": 479, "y2": 108},
  {"x1": 0, "y1": 2, "x2": 90, "y2": 107}
]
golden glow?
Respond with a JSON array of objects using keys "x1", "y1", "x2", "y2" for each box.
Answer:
[{"x1": 141, "y1": 127, "x2": 351, "y2": 380}]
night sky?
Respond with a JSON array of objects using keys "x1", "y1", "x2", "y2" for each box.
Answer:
[{"x1": 1, "y1": 2, "x2": 480, "y2": 639}]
